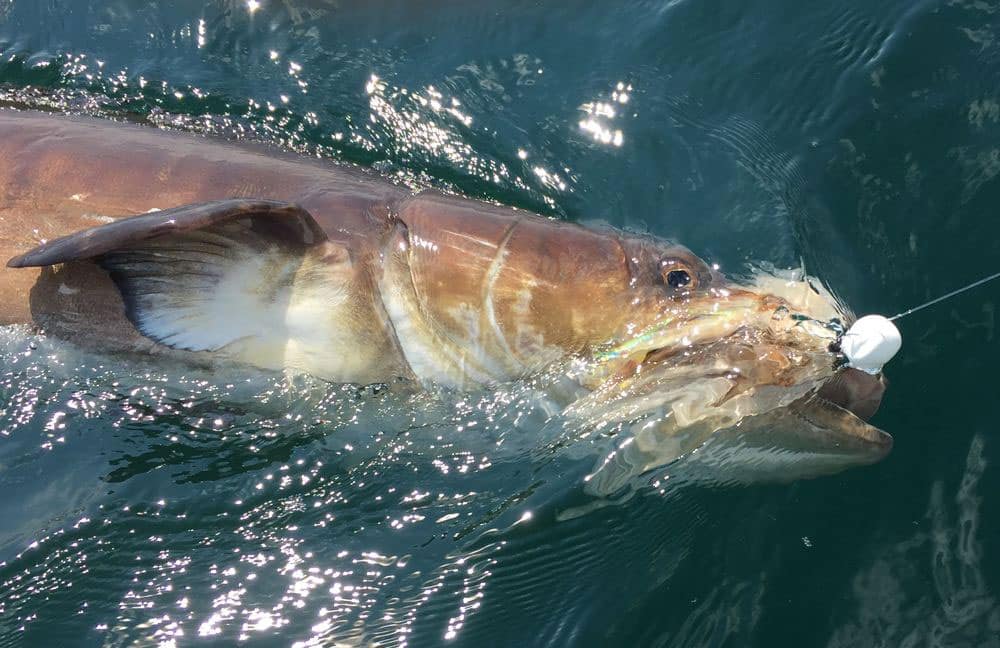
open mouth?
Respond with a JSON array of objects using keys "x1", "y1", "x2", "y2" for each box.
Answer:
[
  {"x1": 797, "y1": 367, "x2": 893, "y2": 456},
  {"x1": 815, "y1": 367, "x2": 886, "y2": 422}
]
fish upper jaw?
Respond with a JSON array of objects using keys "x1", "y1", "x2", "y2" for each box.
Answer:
[{"x1": 583, "y1": 281, "x2": 849, "y2": 394}]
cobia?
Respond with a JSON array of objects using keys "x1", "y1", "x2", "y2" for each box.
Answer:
[{"x1": 0, "y1": 111, "x2": 892, "y2": 482}]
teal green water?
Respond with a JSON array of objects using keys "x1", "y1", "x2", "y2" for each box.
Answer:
[{"x1": 2, "y1": 1, "x2": 1000, "y2": 646}]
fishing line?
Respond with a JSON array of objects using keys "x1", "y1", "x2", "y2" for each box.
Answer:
[{"x1": 889, "y1": 270, "x2": 1000, "y2": 321}]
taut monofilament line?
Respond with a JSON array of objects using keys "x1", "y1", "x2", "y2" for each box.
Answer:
[
  {"x1": 838, "y1": 269, "x2": 1000, "y2": 375},
  {"x1": 889, "y1": 270, "x2": 1000, "y2": 321}
]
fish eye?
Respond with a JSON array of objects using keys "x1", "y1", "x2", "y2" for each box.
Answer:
[
  {"x1": 665, "y1": 269, "x2": 691, "y2": 288},
  {"x1": 660, "y1": 259, "x2": 695, "y2": 289}
]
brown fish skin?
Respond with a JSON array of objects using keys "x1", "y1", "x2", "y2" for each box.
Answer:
[
  {"x1": 0, "y1": 112, "x2": 424, "y2": 382},
  {"x1": 382, "y1": 192, "x2": 715, "y2": 386},
  {"x1": 0, "y1": 111, "x2": 405, "y2": 333},
  {"x1": 0, "y1": 111, "x2": 896, "y2": 474},
  {"x1": 0, "y1": 110, "x2": 719, "y2": 387}
]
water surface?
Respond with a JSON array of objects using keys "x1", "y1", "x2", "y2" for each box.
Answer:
[{"x1": 2, "y1": 0, "x2": 1000, "y2": 646}]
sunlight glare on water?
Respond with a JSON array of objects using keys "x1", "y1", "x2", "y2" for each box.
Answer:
[
  {"x1": 3, "y1": 0, "x2": 1000, "y2": 645},
  {"x1": 0, "y1": 327, "x2": 635, "y2": 646}
]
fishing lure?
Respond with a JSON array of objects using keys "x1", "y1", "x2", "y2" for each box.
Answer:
[{"x1": 839, "y1": 270, "x2": 1000, "y2": 373}]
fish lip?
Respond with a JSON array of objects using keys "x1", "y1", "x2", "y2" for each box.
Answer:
[
  {"x1": 811, "y1": 394, "x2": 894, "y2": 453},
  {"x1": 802, "y1": 370, "x2": 894, "y2": 462},
  {"x1": 816, "y1": 367, "x2": 888, "y2": 422}
]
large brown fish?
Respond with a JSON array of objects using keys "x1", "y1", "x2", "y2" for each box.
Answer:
[{"x1": 0, "y1": 110, "x2": 890, "y2": 481}]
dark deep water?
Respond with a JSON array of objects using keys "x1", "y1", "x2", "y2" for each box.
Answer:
[{"x1": 2, "y1": 0, "x2": 1000, "y2": 646}]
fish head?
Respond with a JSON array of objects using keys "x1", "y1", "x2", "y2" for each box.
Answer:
[
  {"x1": 571, "y1": 236, "x2": 891, "y2": 486},
  {"x1": 593, "y1": 236, "x2": 849, "y2": 390}
]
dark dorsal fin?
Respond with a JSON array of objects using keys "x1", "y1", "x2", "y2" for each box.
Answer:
[{"x1": 7, "y1": 199, "x2": 325, "y2": 268}]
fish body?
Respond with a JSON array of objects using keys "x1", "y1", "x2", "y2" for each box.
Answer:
[
  {"x1": 0, "y1": 112, "x2": 706, "y2": 387},
  {"x1": 0, "y1": 111, "x2": 892, "y2": 480}
]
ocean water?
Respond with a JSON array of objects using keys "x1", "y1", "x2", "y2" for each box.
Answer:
[{"x1": 2, "y1": 0, "x2": 1000, "y2": 646}]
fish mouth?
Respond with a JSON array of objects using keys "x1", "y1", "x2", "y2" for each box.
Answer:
[
  {"x1": 585, "y1": 270, "x2": 894, "y2": 466},
  {"x1": 815, "y1": 366, "x2": 887, "y2": 422},
  {"x1": 572, "y1": 337, "x2": 893, "y2": 491},
  {"x1": 807, "y1": 367, "x2": 893, "y2": 454},
  {"x1": 603, "y1": 337, "x2": 894, "y2": 460},
  {"x1": 603, "y1": 280, "x2": 848, "y2": 390},
  {"x1": 723, "y1": 365, "x2": 892, "y2": 475}
]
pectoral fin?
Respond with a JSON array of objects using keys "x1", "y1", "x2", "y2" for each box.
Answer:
[
  {"x1": 8, "y1": 199, "x2": 340, "y2": 355},
  {"x1": 7, "y1": 199, "x2": 325, "y2": 268}
]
